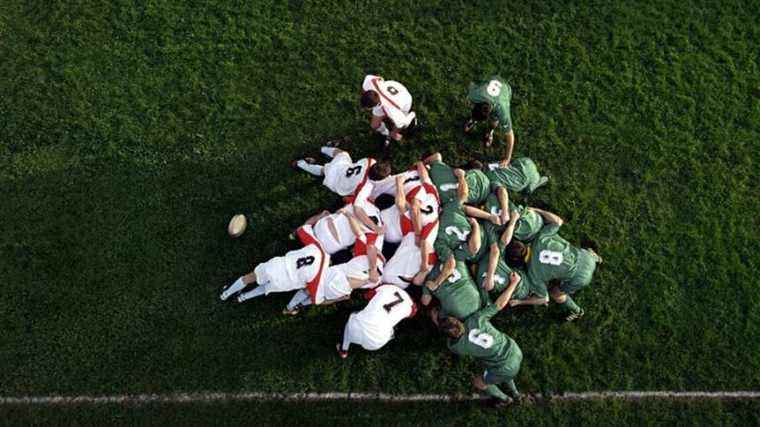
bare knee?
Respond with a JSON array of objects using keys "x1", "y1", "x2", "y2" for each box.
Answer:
[{"x1": 550, "y1": 287, "x2": 567, "y2": 303}]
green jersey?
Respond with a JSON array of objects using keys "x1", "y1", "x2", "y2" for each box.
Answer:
[
  {"x1": 447, "y1": 304, "x2": 522, "y2": 372},
  {"x1": 465, "y1": 169, "x2": 491, "y2": 205},
  {"x1": 485, "y1": 157, "x2": 542, "y2": 194},
  {"x1": 428, "y1": 160, "x2": 459, "y2": 205},
  {"x1": 467, "y1": 76, "x2": 513, "y2": 133},
  {"x1": 526, "y1": 225, "x2": 597, "y2": 293},
  {"x1": 470, "y1": 219, "x2": 500, "y2": 262},
  {"x1": 424, "y1": 261, "x2": 486, "y2": 320},
  {"x1": 476, "y1": 255, "x2": 548, "y2": 299},
  {"x1": 483, "y1": 194, "x2": 544, "y2": 242},
  {"x1": 434, "y1": 202, "x2": 472, "y2": 261}
]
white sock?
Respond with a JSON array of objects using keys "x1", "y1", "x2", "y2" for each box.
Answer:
[
  {"x1": 320, "y1": 146, "x2": 338, "y2": 158},
  {"x1": 220, "y1": 277, "x2": 246, "y2": 301},
  {"x1": 488, "y1": 162, "x2": 500, "y2": 171},
  {"x1": 376, "y1": 123, "x2": 390, "y2": 136},
  {"x1": 238, "y1": 284, "x2": 267, "y2": 302},
  {"x1": 297, "y1": 160, "x2": 324, "y2": 176},
  {"x1": 340, "y1": 321, "x2": 352, "y2": 351},
  {"x1": 286, "y1": 289, "x2": 312, "y2": 310}
]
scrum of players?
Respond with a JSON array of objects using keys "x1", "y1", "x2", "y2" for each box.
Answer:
[{"x1": 220, "y1": 74, "x2": 602, "y2": 408}]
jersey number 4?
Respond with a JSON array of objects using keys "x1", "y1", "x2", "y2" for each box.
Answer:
[{"x1": 468, "y1": 329, "x2": 494, "y2": 349}]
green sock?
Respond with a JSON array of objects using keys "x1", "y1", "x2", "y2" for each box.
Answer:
[
  {"x1": 559, "y1": 296, "x2": 581, "y2": 314},
  {"x1": 504, "y1": 379, "x2": 519, "y2": 397},
  {"x1": 483, "y1": 384, "x2": 510, "y2": 401}
]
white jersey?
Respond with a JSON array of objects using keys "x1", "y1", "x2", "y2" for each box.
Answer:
[
  {"x1": 284, "y1": 244, "x2": 324, "y2": 286},
  {"x1": 255, "y1": 243, "x2": 328, "y2": 295},
  {"x1": 362, "y1": 75, "x2": 414, "y2": 128},
  {"x1": 370, "y1": 170, "x2": 420, "y2": 200},
  {"x1": 319, "y1": 267, "x2": 352, "y2": 303},
  {"x1": 345, "y1": 285, "x2": 413, "y2": 350},
  {"x1": 333, "y1": 254, "x2": 384, "y2": 284},
  {"x1": 323, "y1": 152, "x2": 376, "y2": 197}
]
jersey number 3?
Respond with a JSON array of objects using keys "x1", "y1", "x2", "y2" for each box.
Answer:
[{"x1": 468, "y1": 329, "x2": 494, "y2": 349}]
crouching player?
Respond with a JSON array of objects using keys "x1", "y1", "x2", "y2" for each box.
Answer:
[
  {"x1": 438, "y1": 273, "x2": 527, "y2": 407},
  {"x1": 337, "y1": 284, "x2": 417, "y2": 358},
  {"x1": 422, "y1": 255, "x2": 487, "y2": 321}
]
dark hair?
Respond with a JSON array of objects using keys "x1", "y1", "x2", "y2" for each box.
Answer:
[
  {"x1": 360, "y1": 90, "x2": 380, "y2": 109},
  {"x1": 463, "y1": 159, "x2": 484, "y2": 171},
  {"x1": 505, "y1": 241, "x2": 528, "y2": 267},
  {"x1": 472, "y1": 103, "x2": 491, "y2": 121},
  {"x1": 369, "y1": 161, "x2": 392, "y2": 181},
  {"x1": 374, "y1": 193, "x2": 396, "y2": 210},
  {"x1": 439, "y1": 316, "x2": 465, "y2": 339}
]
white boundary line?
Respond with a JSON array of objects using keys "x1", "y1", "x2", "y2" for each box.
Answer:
[{"x1": 1, "y1": 391, "x2": 759, "y2": 405}]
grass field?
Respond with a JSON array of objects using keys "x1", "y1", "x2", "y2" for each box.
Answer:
[{"x1": 1, "y1": 0, "x2": 759, "y2": 423}]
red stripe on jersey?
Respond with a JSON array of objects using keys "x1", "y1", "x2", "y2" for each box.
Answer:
[
  {"x1": 352, "y1": 158, "x2": 376, "y2": 198},
  {"x1": 297, "y1": 228, "x2": 329, "y2": 303},
  {"x1": 427, "y1": 252, "x2": 438, "y2": 266},
  {"x1": 372, "y1": 78, "x2": 402, "y2": 110}
]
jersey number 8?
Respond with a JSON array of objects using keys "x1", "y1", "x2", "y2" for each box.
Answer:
[
  {"x1": 468, "y1": 329, "x2": 494, "y2": 349},
  {"x1": 538, "y1": 250, "x2": 563, "y2": 266},
  {"x1": 486, "y1": 80, "x2": 503, "y2": 97}
]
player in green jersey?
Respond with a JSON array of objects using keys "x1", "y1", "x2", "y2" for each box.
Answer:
[
  {"x1": 484, "y1": 156, "x2": 548, "y2": 194},
  {"x1": 505, "y1": 224, "x2": 602, "y2": 321},
  {"x1": 422, "y1": 152, "x2": 466, "y2": 206},
  {"x1": 421, "y1": 256, "x2": 487, "y2": 321},
  {"x1": 434, "y1": 201, "x2": 481, "y2": 262},
  {"x1": 464, "y1": 76, "x2": 515, "y2": 156},
  {"x1": 438, "y1": 272, "x2": 526, "y2": 407},
  {"x1": 482, "y1": 193, "x2": 563, "y2": 242}
]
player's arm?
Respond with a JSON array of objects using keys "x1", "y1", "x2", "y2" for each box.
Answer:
[
  {"x1": 366, "y1": 244, "x2": 380, "y2": 284},
  {"x1": 353, "y1": 204, "x2": 381, "y2": 235},
  {"x1": 395, "y1": 175, "x2": 408, "y2": 211},
  {"x1": 454, "y1": 168, "x2": 468, "y2": 204},
  {"x1": 483, "y1": 243, "x2": 500, "y2": 291},
  {"x1": 422, "y1": 152, "x2": 442, "y2": 165},
  {"x1": 410, "y1": 199, "x2": 423, "y2": 246},
  {"x1": 463, "y1": 205, "x2": 500, "y2": 225},
  {"x1": 344, "y1": 211, "x2": 365, "y2": 239},
  {"x1": 494, "y1": 272, "x2": 521, "y2": 311},
  {"x1": 413, "y1": 240, "x2": 434, "y2": 286},
  {"x1": 415, "y1": 161, "x2": 432, "y2": 184},
  {"x1": 496, "y1": 186, "x2": 510, "y2": 224},
  {"x1": 500, "y1": 132, "x2": 515, "y2": 167},
  {"x1": 510, "y1": 294, "x2": 549, "y2": 307},
  {"x1": 467, "y1": 217, "x2": 481, "y2": 256},
  {"x1": 499, "y1": 210, "x2": 521, "y2": 246},
  {"x1": 425, "y1": 256, "x2": 456, "y2": 292},
  {"x1": 529, "y1": 207, "x2": 564, "y2": 226}
]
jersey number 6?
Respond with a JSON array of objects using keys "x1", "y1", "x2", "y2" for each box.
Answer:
[
  {"x1": 345, "y1": 166, "x2": 362, "y2": 178},
  {"x1": 468, "y1": 329, "x2": 494, "y2": 349}
]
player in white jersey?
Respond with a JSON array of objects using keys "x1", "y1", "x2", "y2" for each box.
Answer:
[
  {"x1": 337, "y1": 284, "x2": 417, "y2": 357},
  {"x1": 282, "y1": 253, "x2": 385, "y2": 315},
  {"x1": 296, "y1": 203, "x2": 383, "y2": 255},
  {"x1": 294, "y1": 146, "x2": 392, "y2": 232},
  {"x1": 219, "y1": 226, "x2": 330, "y2": 304},
  {"x1": 381, "y1": 171, "x2": 440, "y2": 245},
  {"x1": 360, "y1": 74, "x2": 417, "y2": 147}
]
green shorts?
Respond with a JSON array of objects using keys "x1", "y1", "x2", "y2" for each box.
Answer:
[
  {"x1": 560, "y1": 249, "x2": 598, "y2": 295},
  {"x1": 484, "y1": 346, "x2": 523, "y2": 385}
]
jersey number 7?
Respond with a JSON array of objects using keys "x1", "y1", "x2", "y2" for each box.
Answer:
[{"x1": 383, "y1": 291, "x2": 404, "y2": 312}]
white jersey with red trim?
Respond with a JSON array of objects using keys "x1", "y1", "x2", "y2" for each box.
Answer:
[
  {"x1": 318, "y1": 267, "x2": 352, "y2": 303},
  {"x1": 333, "y1": 255, "x2": 384, "y2": 283},
  {"x1": 362, "y1": 75, "x2": 414, "y2": 127},
  {"x1": 283, "y1": 244, "x2": 324, "y2": 286},
  {"x1": 346, "y1": 285, "x2": 413, "y2": 350},
  {"x1": 369, "y1": 170, "x2": 420, "y2": 199},
  {"x1": 323, "y1": 152, "x2": 376, "y2": 197}
]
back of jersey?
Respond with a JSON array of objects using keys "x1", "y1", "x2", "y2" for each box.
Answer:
[
  {"x1": 528, "y1": 226, "x2": 577, "y2": 285},
  {"x1": 285, "y1": 244, "x2": 325, "y2": 285},
  {"x1": 358, "y1": 285, "x2": 413, "y2": 327}
]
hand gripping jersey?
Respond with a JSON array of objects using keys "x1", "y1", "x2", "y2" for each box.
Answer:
[
  {"x1": 362, "y1": 75, "x2": 415, "y2": 128},
  {"x1": 380, "y1": 182, "x2": 440, "y2": 244}
]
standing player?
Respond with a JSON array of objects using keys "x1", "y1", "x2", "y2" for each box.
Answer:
[
  {"x1": 337, "y1": 284, "x2": 417, "y2": 357},
  {"x1": 422, "y1": 256, "x2": 487, "y2": 321},
  {"x1": 464, "y1": 75, "x2": 515, "y2": 154},
  {"x1": 438, "y1": 272, "x2": 526, "y2": 407},
  {"x1": 293, "y1": 146, "x2": 391, "y2": 230},
  {"x1": 360, "y1": 74, "x2": 417, "y2": 147},
  {"x1": 505, "y1": 224, "x2": 602, "y2": 321}
]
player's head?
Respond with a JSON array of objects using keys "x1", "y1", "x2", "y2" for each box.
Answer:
[
  {"x1": 369, "y1": 161, "x2": 392, "y2": 181},
  {"x1": 463, "y1": 159, "x2": 484, "y2": 171},
  {"x1": 439, "y1": 316, "x2": 465, "y2": 339},
  {"x1": 360, "y1": 90, "x2": 380, "y2": 109},
  {"x1": 472, "y1": 103, "x2": 492, "y2": 121},
  {"x1": 505, "y1": 240, "x2": 528, "y2": 267}
]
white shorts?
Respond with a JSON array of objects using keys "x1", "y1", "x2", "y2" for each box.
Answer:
[
  {"x1": 254, "y1": 257, "x2": 302, "y2": 294},
  {"x1": 381, "y1": 234, "x2": 421, "y2": 289},
  {"x1": 345, "y1": 312, "x2": 393, "y2": 351},
  {"x1": 322, "y1": 152, "x2": 354, "y2": 196}
]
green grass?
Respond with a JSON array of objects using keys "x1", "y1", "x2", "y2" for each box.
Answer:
[{"x1": 1, "y1": 0, "x2": 759, "y2": 422}]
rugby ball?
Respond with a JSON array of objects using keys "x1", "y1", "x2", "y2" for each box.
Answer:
[{"x1": 227, "y1": 214, "x2": 247, "y2": 238}]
